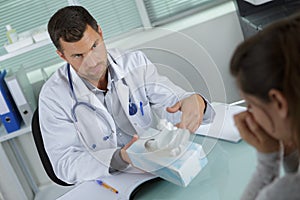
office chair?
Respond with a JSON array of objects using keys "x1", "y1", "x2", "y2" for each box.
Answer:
[{"x1": 31, "y1": 108, "x2": 74, "y2": 186}]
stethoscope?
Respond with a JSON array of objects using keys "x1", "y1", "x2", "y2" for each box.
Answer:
[
  {"x1": 67, "y1": 63, "x2": 114, "y2": 141},
  {"x1": 67, "y1": 54, "x2": 143, "y2": 140}
]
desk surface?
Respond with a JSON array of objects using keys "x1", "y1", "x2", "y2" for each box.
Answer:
[
  {"x1": 132, "y1": 136, "x2": 256, "y2": 200},
  {"x1": 58, "y1": 135, "x2": 256, "y2": 200}
]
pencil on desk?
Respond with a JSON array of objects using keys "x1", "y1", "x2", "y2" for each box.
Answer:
[{"x1": 96, "y1": 180, "x2": 119, "y2": 194}]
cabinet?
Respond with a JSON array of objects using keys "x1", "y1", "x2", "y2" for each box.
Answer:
[
  {"x1": 0, "y1": 126, "x2": 35, "y2": 200},
  {"x1": 0, "y1": 142, "x2": 29, "y2": 199},
  {"x1": 0, "y1": 39, "x2": 63, "y2": 200},
  {"x1": 234, "y1": 0, "x2": 300, "y2": 38}
]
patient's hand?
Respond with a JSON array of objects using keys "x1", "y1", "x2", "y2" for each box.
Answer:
[{"x1": 234, "y1": 111, "x2": 279, "y2": 153}]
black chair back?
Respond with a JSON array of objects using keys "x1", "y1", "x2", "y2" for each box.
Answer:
[{"x1": 31, "y1": 108, "x2": 73, "y2": 186}]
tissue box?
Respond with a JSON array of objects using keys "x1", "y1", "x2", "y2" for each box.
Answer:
[{"x1": 127, "y1": 140, "x2": 207, "y2": 187}]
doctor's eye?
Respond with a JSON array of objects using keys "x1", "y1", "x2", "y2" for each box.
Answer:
[
  {"x1": 72, "y1": 54, "x2": 83, "y2": 59},
  {"x1": 92, "y1": 42, "x2": 98, "y2": 50}
]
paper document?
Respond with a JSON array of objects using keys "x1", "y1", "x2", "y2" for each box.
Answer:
[
  {"x1": 196, "y1": 102, "x2": 246, "y2": 142},
  {"x1": 5, "y1": 68, "x2": 37, "y2": 127},
  {"x1": 56, "y1": 167, "x2": 157, "y2": 200}
]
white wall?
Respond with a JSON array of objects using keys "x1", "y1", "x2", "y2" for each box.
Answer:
[
  {"x1": 18, "y1": 1, "x2": 244, "y2": 190},
  {"x1": 108, "y1": 1, "x2": 244, "y2": 103}
]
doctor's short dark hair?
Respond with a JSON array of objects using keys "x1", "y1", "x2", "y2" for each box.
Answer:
[{"x1": 48, "y1": 6, "x2": 98, "y2": 52}]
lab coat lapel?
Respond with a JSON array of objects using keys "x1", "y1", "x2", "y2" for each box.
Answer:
[
  {"x1": 108, "y1": 52, "x2": 130, "y2": 116},
  {"x1": 69, "y1": 66, "x2": 90, "y2": 99},
  {"x1": 114, "y1": 80, "x2": 129, "y2": 116}
]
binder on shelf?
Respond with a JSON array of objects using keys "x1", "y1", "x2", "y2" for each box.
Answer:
[
  {"x1": 5, "y1": 68, "x2": 37, "y2": 126},
  {"x1": 0, "y1": 70, "x2": 22, "y2": 133}
]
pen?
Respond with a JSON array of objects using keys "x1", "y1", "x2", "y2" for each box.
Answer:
[
  {"x1": 140, "y1": 101, "x2": 144, "y2": 116},
  {"x1": 96, "y1": 180, "x2": 119, "y2": 194}
]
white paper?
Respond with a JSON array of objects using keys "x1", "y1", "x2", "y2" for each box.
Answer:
[
  {"x1": 56, "y1": 167, "x2": 156, "y2": 200},
  {"x1": 0, "y1": 93, "x2": 9, "y2": 115},
  {"x1": 196, "y1": 103, "x2": 246, "y2": 142},
  {"x1": 6, "y1": 79, "x2": 26, "y2": 106}
]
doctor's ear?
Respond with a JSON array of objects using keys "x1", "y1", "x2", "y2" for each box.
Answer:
[
  {"x1": 268, "y1": 89, "x2": 288, "y2": 119},
  {"x1": 97, "y1": 25, "x2": 103, "y2": 37},
  {"x1": 56, "y1": 50, "x2": 67, "y2": 62}
]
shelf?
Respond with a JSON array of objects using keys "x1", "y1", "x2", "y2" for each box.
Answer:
[
  {"x1": 0, "y1": 39, "x2": 51, "y2": 62},
  {"x1": 34, "y1": 183, "x2": 74, "y2": 200},
  {"x1": 0, "y1": 125, "x2": 31, "y2": 143}
]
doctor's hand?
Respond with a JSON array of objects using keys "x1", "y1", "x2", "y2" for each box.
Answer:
[
  {"x1": 120, "y1": 135, "x2": 138, "y2": 164},
  {"x1": 166, "y1": 94, "x2": 206, "y2": 133},
  {"x1": 234, "y1": 111, "x2": 279, "y2": 153}
]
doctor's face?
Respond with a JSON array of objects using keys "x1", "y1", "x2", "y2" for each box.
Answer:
[{"x1": 57, "y1": 25, "x2": 108, "y2": 85}]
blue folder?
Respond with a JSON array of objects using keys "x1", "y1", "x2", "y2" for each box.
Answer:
[{"x1": 0, "y1": 70, "x2": 22, "y2": 133}]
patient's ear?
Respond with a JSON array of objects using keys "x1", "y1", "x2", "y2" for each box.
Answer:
[{"x1": 268, "y1": 89, "x2": 288, "y2": 118}]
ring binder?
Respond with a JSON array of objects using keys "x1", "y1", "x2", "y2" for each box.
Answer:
[
  {"x1": 5, "y1": 68, "x2": 37, "y2": 127},
  {"x1": 0, "y1": 70, "x2": 22, "y2": 133}
]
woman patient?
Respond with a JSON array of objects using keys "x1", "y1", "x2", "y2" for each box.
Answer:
[{"x1": 230, "y1": 13, "x2": 300, "y2": 200}]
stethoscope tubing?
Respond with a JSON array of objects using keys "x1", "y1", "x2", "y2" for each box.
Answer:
[{"x1": 67, "y1": 63, "x2": 113, "y2": 141}]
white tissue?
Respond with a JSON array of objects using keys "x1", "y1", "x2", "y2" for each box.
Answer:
[
  {"x1": 144, "y1": 119, "x2": 190, "y2": 156},
  {"x1": 157, "y1": 119, "x2": 177, "y2": 131}
]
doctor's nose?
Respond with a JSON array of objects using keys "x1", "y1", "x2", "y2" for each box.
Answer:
[{"x1": 84, "y1": 51, "x2": 98, "y2": 67}]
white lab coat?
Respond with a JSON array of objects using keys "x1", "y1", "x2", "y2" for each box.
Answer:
[{"x1": 39, "y1": 49, "x2": 215, "y2": 184}]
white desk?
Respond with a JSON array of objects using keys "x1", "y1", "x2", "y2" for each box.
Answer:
[
  {"x1": 133, "y1": 137, "x2": 256, "y2": 200},
  {"x1": 56, "y1": 136, "x2": 256, "y2": 200},
  {"x1": 56, "y1": 102, "x2": 254, "y2": 200}
]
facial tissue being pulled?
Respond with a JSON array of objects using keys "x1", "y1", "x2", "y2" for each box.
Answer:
[{"x1": 144, "y1": 119, "x2": 190, "y2": 157}]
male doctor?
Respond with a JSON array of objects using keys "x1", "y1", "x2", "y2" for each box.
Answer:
[{"x1": 39, "y1": 6, "x2": 215, "y2": 184}]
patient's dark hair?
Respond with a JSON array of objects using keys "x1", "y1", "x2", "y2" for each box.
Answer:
[
  {"x1": 230, "y1": 13, "x2": 300, "y2": 145},
  {"x1": 48, "y1": 6, "x2": 98, "y2": 52}
]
